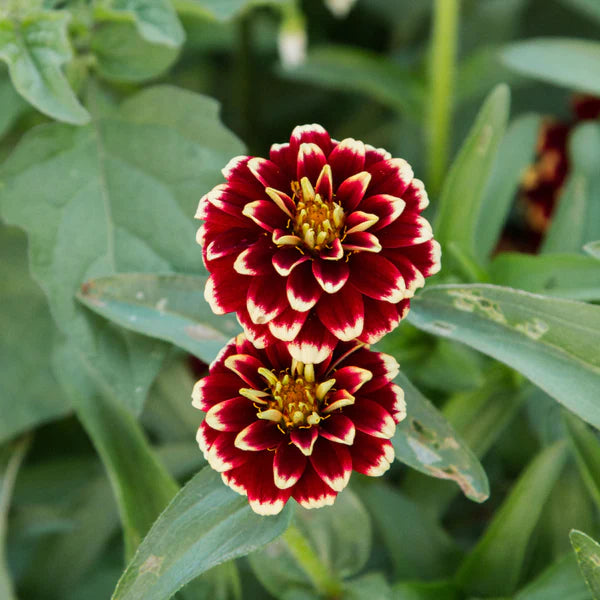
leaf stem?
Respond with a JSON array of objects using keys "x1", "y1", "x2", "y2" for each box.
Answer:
[
  {"x1": 426, "y1": 0, "x2": 460, "y2": 196},
  {"x1": 282, "y1": 523, "x2": 343, "y2": 598}
]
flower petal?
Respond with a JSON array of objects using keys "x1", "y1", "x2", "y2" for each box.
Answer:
[
  {"x1": 376, "y1": 214, "x2": 433, "y2": 248},
  {"x1": 333, "y1": 365, "x2": 373, "y2": 394},
  {"x1": 328, "y1": 138, "x2": 366, "y2": 186},
  {"x1": 224, "y1": 353, "x2": 266, "y2": 388},
  {"x1": 290, "y1": 427, "x2": 319, "y2": 456},
  {"x1": 344, "y1": 399, "x2": 397, "y2": 439},
  {"x1": 367, "y1": 158, "x2": 414, "y2": 197},
  {"x1": 358, "y1": 297, "x2": 402, "y2": 345},
  {"x1": 196, "y1": 421, "x2": 219, "y2": 458},
  {"x1": 270, "y1": 142, "x2": 296, "y2": 177},
  {"x1": 335, "y1": 172, "x2": 372, "y2": 212},
  {"x1": 205, "y1": 228, "x2": 255, "y2": 261},
  {"x1": 272, "y1": 228, "x2": 303, "y2": 247},
  {"x1": 268, "y1": 306, "x2": 308, "y2": 341},
  {"x1": 364, "y1": 144, "x2": 391, "y2": 167},
  {"x1": 234, "y1": 237, "x2": 275, "y2": 276},
  {"x1": 237, "y1": 310, "x2": 274, "y2": 349},
  {"x1": 350, "y1": 432, "x2": 394, "y2": 476},
  {"x1": 205, "y1": 396, "x2": 257, "y2": 432},
  {"x1": 351, "y1": 348, "x2": 399, "y2": 392},
  {"x1": 273, "y1": 442, "x2": 307, "y2": 489},
  {"x1": 359, "y1": 194, "x2": 406, "y2": 231},
  {"x1": 290, "y1": 124, "x2": 332, "y2": 156},
  {"x1": 204, "y1": 261, "x2": 246, "y2": 315},
  {"x1": 319, "y1": 414, "x2": 356, "y2": 445},
  {"x1": 385, "y1": 253, "x2": 425, "y2": 298},
  {"x1": 316, "y1": 286, "x2": 364, "y2": 341},
  {"x1": 207, "y1": 432, "x2": 250, "y2": 472},
  {"x1": 247, "y1": 275, "x2": 287, "y2": 324},
  {"x1": 344, "y1": 211, "x2": 379, "y2": 234},
  {"x1": 297, "y1": 142, "x2": 328, "y2": 183},
  {"x1": 287, "y1": 261, "x2": 323, "y2": 311},
  {"x1": 367, "y1": 383, "x2": 406, "y2": 423},
  {"x1": 272, "y1": 246, "x2": 309, "y2": 276},
  {"x1": 292, "y1": 463, "x2": 337, "y2": 510},
  {"x1": 319, "y1": 237, "x2": 344, "y2": 261},
  {"x1": 265, "y1": 187, "x2": 295, "y2": 218},
  {"x1": 247, "y1": 157, "x2": 289, "y2": 191},
  {"x1": 388, "y1": 239, "x2": 442, "y2": 278},
  {"x1": 315, "y1": 164, "x2": 333, "y2": 202},
  {"x1": 242, "y1": 200, "x2": 287, "y2": 232},
  {"x1": 312, "y1": 258, "x2": 350, "y2": 294},
  {"x1": 288, "y1": 317, "x2": 338, "y2": 364},
  {"x1": 235, "y1": 420, "x2": 284, "y2": 451},
  {"x1": 323, "y1": 389, "x2": 355, "y2": 413},
  {"x1": 349, "y1": 252, "x2": 406, "y2": 302},
  {"x1": 342, "y1": 231, "x2": 382, "y2": 253},
  {"x1": 192, "y1": 373, "x2": 241, "y2": 411},
  {"x1": 402, "y1": 177, "x2": 430, "y2": 211},
  {"x1": 310, "y1": 439, "x2": 352, "y2": 492}
]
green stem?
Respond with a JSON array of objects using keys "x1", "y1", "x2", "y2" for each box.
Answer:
[
  {"x1": 426, "y1": 0, "x2": 460, "y2": 196},
  {"x1": 282, "y1": 523, "x2": 343, "y2": 598}
]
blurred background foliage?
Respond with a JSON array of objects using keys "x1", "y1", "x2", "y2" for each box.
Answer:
[{"x1": 1, "y1": 0, "x2": 600, "y2": 599}]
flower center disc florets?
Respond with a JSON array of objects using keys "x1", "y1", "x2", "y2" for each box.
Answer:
[
  {"x1": 255, "y1": 360, "x2": 335, "y2": 430},
  {"x1": 291, "y1": 177, "x2": 344, "y2": 252}
]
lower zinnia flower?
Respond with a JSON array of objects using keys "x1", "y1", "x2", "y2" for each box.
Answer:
[{"x1": 192, "y1": 334, "x2": 405, "y2": 515}]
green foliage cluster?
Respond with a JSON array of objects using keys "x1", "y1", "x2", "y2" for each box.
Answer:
[{"x1": 1, "y1": 0, "x2": 600, "y2": 599}]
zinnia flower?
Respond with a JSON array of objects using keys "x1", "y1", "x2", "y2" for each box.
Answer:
[
  {"x1": 192, "y1": 334, "x2": 405, "y2": 515},
  {"x1": 197, "y1": 124, "x2": 440, "y2": 364}
]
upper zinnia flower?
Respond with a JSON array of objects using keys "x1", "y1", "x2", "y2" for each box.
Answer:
[
  {"x1": 192, "y1": 333, "x2": 405, "y2": 515},
  {"x1": 197, "y1": 124, "x2": 441, "y2": 364}
]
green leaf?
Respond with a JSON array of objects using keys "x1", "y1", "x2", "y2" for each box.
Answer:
[
  {"x1": 78, "y1": 273, "x2": 240, "y2": 363},
  {"x1": 354, "y1": 480, "x2": 458, "y2": 580},
  {"x1": 559, "y1": 0, "x2": 600, "y2": 23},
  {"x1": 434, "y1": 84, "x2": 510, "y2": 266},
  {"x1": 279, "y1": 45, "x2": 424, "y2": 119},
  {"x1": 408, "y1": 284, "x2": 600, "y2": 429},
  {"x1": 343, "y1": 573, "x2": 394, "y2": 600},
  {"x1": 392, "y1": 580, "x2": 460, "y2": 600},
  {"x1": 474, "y1": 114, "x2": 541, "y2": 260},
  {"x1": 457, "y1": 442, "x2": 569, "y2": 596},
  {"x1": 0, "y1": 11, "x2": 90, "y2": 124},
  {"x1": 91, "y1": 21, "x2": 180, "y2": 83},
  {"x1": 111, "y1": 466, "x2": 292, "y2": 600},
  {"x1": 173, "y1": 0, "x2": 286, "y2": 20},
  {"x1": 249, "y1": 489, "x2": 370, "y2": 595},
  {"x1": 0, "y1": 437, "x2": 30, "y2": 600},
  {"x1": 53, "y1": 339, "x2": 179, "y2": 559},
  {"x1": 514, "y1": 553, "x2": 591, "y2": 600},
  {"x1": 94, "y1": 0, "x2": 185, "y2": 47},
  {"x1": 542, "y1": 123, "x2": 600, "y2": 254},
  {"x1": 0, "y1": 85, "x2": 243, "y2": 414},
  {"x1": 571, "y1": 530, "x2": 600, "y2": 599},
  {"x1": 501, "y1": 38, "x2": 600, "y2": 95},
  {"x1": 0, "y1": 70, "x2": 27, "y2": 139},
  {"x1": 0, "y1": 225, "x2": 70, "y2": 444},
  {"x1": 393, "y1": 372, "x2": 489, "y2": 503},
  {"x1": 564, "y1": 413, "x2": 600, "y2": 510},
  {"x1": 490, "y1": 253, "x2": 600, "y2": 301},
  {"x1": 584, "y1": 241, "x2": 600, "y2": 259}
]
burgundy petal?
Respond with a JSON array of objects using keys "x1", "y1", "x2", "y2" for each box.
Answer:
[
  {"x1": 297, "y1": 142, "x2": 327, "y2": 183},
  {"x1": 272, "y1": 228, "x2": 302, "y2": 247},
  {"x1": 292, "y1": 463, "x2": 337, "y2": 510},
  {"x1": 204, "y1": 264, "x2": 246, "y2": 315},
  {"x1": 290, "y1": 427, "x2": 319, "y2": 456},
  {"x1": 402, "y1": 178, "x2": 430, "y2": 211},
  {"x1": 191, "y1": 373, "x2": 241, "y2": 412},
  {"x1": 342, "y1": 231, "x2": 382, "y2": 253},
  {"x1": 344, "y1": 211, "x2": 379, "y2": 234},
  {"x1": 234, "y1": 237, "x2": 275, "y2": 276},
  {"x1": 360, "y1": 194, "x2": 406, "y2": 231},
  {"x1": 205, "y1": 228, "x2": 255, "y2": 261},
  {"x1": 207, "y1": 432, "x2": 250, "y2": 472},
  {"x1": 376, "y1": 215, "x2": 433, "y2": 248},
  {"x1": 332, "y1": 365, "x2": 373, "y2": 394},
  {"x1": 385, "y1": 252, "x2": 425, "y2": 297},
  {"x1": 272, "y1": 246, "x2": 309, "y2": 276},
  {"x1": 366, "y1": 383, "x2": 406, "y2": 423},
  {"x1": 358, "y1": 297, "x2": 401, "y2": 345},
  {"x1": 205, "y1": 396, "x2": 257, "y2": 432},
  {"x1": 247, "y1": 275, "x2": 287, "y2": 324},
  {"x1": 316, "y1": 286, "x2": 364, "y2": 341},
  {"x1": 312, "y1": 258, "x2": 350, "y2": 294},
  {"x1": 328, "y1": 138, "x2": 366, "y2": 186},
  {"x1": 349, "y1": 253, "x2": 406, "y2": 302},
  {"x1": 242, "y1": 200, "x2": 287, "y2": 232},
  {"x1": 221, "y1": 156, "x2": 265, "y2": 197},
  {"x1": 290, "y1": 124, "x2": 333, "y2": 156},
  {"x1": 287, "y1": 261, "x2": 323, "y2": 311},
  {"x1": 270, "y1": 142, "x2": 296, "y2": 177},
  {"x1": 364, "y1": 144, "x2": 391, "y2": 168},
  {"x1": 351, "y1": 348, "x2": 400, "y2": 392},
  {"x1": 273, "y1": 441, "x2": 307, "y2": 489},
  {"x1": 265, "y1": 187, "x2": 295, "y2": 218},
  {"x1": 310, "y1": 438, "x2": 352, "y2": 492},
  {"x1": 323, "y1": 389, "x2": 355, "y2": 413},
  {"x1": 235, "y1": 420, "x2": 284, "y2": 451},
  {"x1": 335, "y1": 172, "x2": 372, "y2": 212},
  {"x1": 247, "y1": 157, "x2": 289, "y2": 191},
  {"x1": 315, "y1": 164, "x2": 333, "y2": 202},
  {"x1": 388, "y1": 239, "x2": 442, "y2": 278},
  {"x1": 319, "y1": 238, "x2": 344, "y2": 261},
  {"x1": 237, "y1": 309, "x2": 274, "y2": 349},
  {"x1": 268, "y1": 306, "x2": 308, "y2": 342},
  {"x1": 350, "y1": 431, "x2": 394, "y2": 477},
  {"x1": 196, "y1": 421, "x2": 219, "y2": 458},
  {"x1": 367, "y1": 158, "x2": 414, "y2": 197},
  {"x1": 319, "y1": 413, "x2": 356, "y2": 445},
  {"x1": 288, "y1": 316, "x2": 338, "y2": 364},
  {"x1": 344, "y1": 399, "x2": 397, "y2": 439},
  {"x1": 223, "y1": 353, "x2": 266, "y2": 388}
]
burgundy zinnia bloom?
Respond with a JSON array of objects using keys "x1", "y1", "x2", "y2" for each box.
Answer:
[
  {"x1": 197, "y1": 124, "x2": 440, "y2": 364},
  {"x1": 192, "y1": 334, "x2": 405, "y2": 515}
]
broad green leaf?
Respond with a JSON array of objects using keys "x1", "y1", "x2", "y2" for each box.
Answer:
[
  {"x1": 94, "y1": 0, "x2": 185, "y2": 47},
  {"x1": 559, "y1": 0, "x2": 600, "y2": 23},
  {"x1": 584, "y1": 241, "x2": 600, "y2": 259},
  {"x1": 571, "y1": 530, "x2": 600, "y2": 599},
  {"x1": 0, "y1": 71, "x2": 27, "y2": 139},
  {"x1": 434, "y1": 84, "x2": 510, "y2": 265},
  {"x1": 393, "y1": 372, "x2": 489, "y2": 503},
  {"x1": 78, "y1": 274, "x2": 240, "y2": 363},
  {"x1": 173, "y1": 0, "x2": 286, "y2": 20},
  {"x1": 355, "y1": 480, "x2": 458, "y2": 580},
  {"x1": 0, "y1": 225, "x2": 70, "y2": 444},
  {"x1": 279, "y1": 45, "x2": 424, "y2": 119},
  {"x1": 542, "y1": 123, "x2": 600, "y2": 254},
  {"x1": 408, "y1": 284, "x2": 600, "y2": 429},
  {"x1": 53, "y1": 339, "x2": 179, "y2": 559},
  {"x1": 392, "y1": 580, "x2": 460, "y2": 600},
  {"x1": 249, "y1": 489, "x2": 370, "y2": 596},
  {"x1": 474, "y1": 114, "x2": 541, "y2": 260},
  {"x1": 0, "y1": 11, "x2": 90, "y2": 124},
  {"x1": 457, "y1": 442, "x2": 568, "y2": 596},
  {"x1": 343, "y1": 573, "x2": 394, "y2": 600},
  {"x1": 514, "y1": 553, "x2": 591, "y2": 600},
  {"x1": 91, "y1": 21, "x2": 180, "y2": 82},
  {"x1": 112, "y1": 467, "x2": 292, "y2": 600},
  {"x1": 490, "y1": 253, "x2": 600, "y2": 301},
  {"x1": 564, "y1": 413, "x2": 600, "y2": 510},
  {"x1": 501, "y1": 38, "x2": 600, "y2": 95},
  {"x1": 0, "y1": 437, "x2": 30, "y2": 600},
  {"x1": 0, "y1": 85, "x2": 243, "y2": 414},
  {"x1": 402, "y1": 367, "x2": 524, "y2": 518}
]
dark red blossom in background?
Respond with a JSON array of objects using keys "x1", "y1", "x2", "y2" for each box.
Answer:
[
  {"x1": 197, "y1": 124, "x2": 440, "y2": 364},
  {"x1": 192, "y1": 334, "x2": 405, "y2": 515}
]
